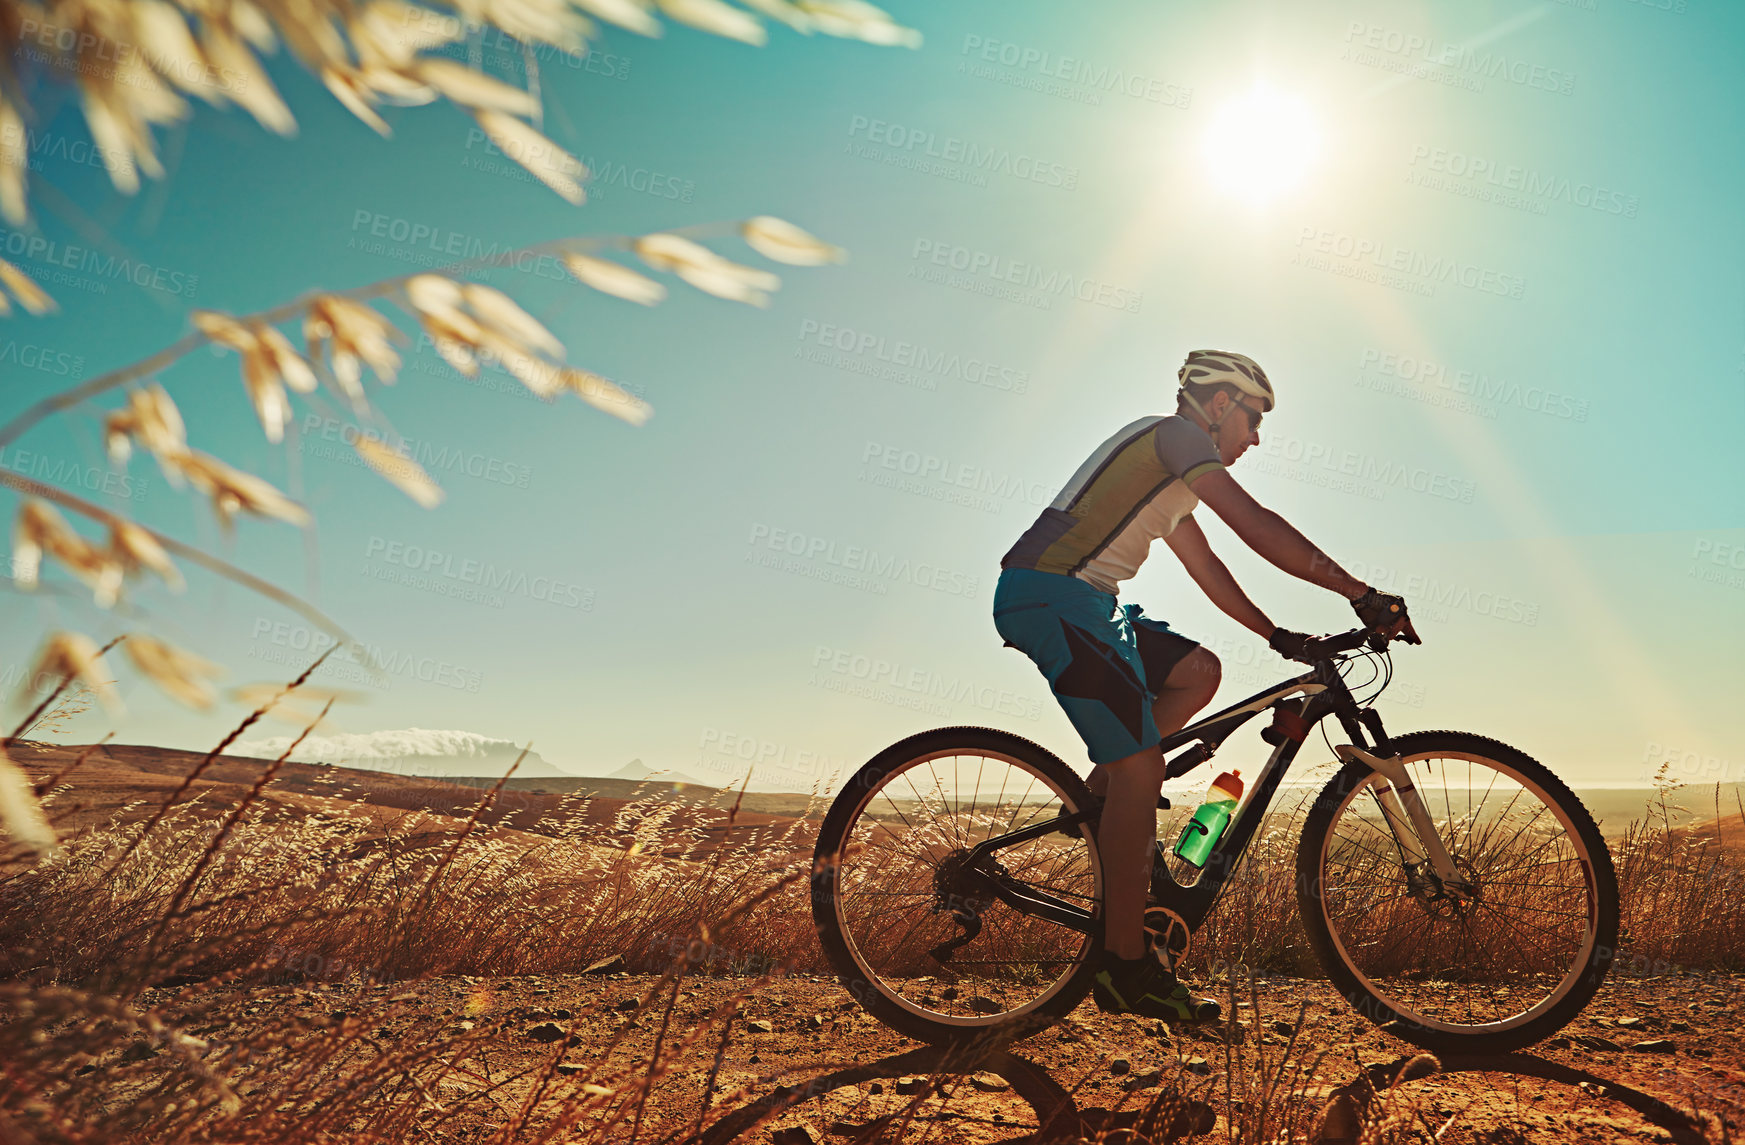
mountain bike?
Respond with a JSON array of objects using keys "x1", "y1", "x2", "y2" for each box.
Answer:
[{"x1": 810, "y1": 627, "x2": 1619, "y2": 1055}]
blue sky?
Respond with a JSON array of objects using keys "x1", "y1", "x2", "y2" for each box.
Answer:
[{"x1": 4, "y1": 0, "x2": 1741, "y2": 791}]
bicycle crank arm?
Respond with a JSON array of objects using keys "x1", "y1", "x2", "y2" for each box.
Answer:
[{"x1": 1335, "y1": 744, "x2": 1465, "y2": 888}]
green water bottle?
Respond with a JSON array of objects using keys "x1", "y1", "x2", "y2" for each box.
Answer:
[{"x1": 1173, "y1": 769, "x2": 1244, "y2": 868}]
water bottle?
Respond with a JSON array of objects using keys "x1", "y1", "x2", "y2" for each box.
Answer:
[{"x1": 1173, "y1": 769, "x2": 1244, "y2": 868}]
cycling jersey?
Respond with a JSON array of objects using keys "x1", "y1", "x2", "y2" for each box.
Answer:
[{"x1": 1000, "y1": 415, "x2": 1224, "y2": 594}]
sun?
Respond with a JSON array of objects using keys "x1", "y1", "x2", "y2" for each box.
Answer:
[{"x1": 1201, "y1": 87, "x2": 1321, "y2": 206}]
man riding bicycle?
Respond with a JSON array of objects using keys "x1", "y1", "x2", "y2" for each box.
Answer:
[{"x1": 993, "y1": 350, "x2": 1416, "y2": 1023}]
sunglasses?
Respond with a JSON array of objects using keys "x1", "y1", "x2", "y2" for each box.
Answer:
[{"x1": 1227, "y1": 401, "x2": 1263, "y2": 433}]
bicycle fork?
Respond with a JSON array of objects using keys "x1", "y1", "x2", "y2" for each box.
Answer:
[{"x1": 1336, "y1": 744, "x2": 1469, "y2": 892}]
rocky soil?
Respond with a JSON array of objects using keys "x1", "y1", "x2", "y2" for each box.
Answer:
[{"x1": 104, "y1": 967, "x2": 1741, "y2": 1144}]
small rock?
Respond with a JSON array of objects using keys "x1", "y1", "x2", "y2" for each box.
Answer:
[
  {"x1": 1669, "y1": 1020, "x2": 1692, "y2": 1032},
  {"x1": 804, "y1": 1014, "x2": 824, "y2": 1031},
  {"x1": 118, "y1": 1042, "x2": 156, "y2": 1063},
  {"x1": 867, "y1": 1081, "x2": 883, "y2": 1095},
  {"x1": 1122, "y1": 1069, "x2": 1165, "y2": 1092},
  {"x1": 1271, "y1": 1020, "x2": 1295, "y2": 1037},
  {"x1": 1545, "y1": 1037, "x2": 1572, "y2": 1049},
  {"x1": 895, "y1": 1076, "x2": 929, "y2": 1095},
  {"x1": 968, "y1": 997, "x2": 1002, "y2": 1015},
  {"x1": 329, "y1": 1010, "x2": 351, "y2": 1021},
  {"x1": 1631, "y1": 1039, "x2": 1676, "y2": 1054},
  {"x1": 746, "y1": 1020, "x2": 773, "y2": 1033},
  {"x1": 968, "y1": 1072, "x2": 1008, "y2": 1093},
  {"x1": 749, "y1": 1053, "x2": 761, "y2": 1064},
  {"x1": 556, "y1": 1063, "x2": 586, "y2": 1076},
  {"x1": 526, "y1": 1022, "x2": 566, "y2": 1044},
  {"x1": 551, "y1": 1008, "x2": 573, "y2": 1021},
  {"x1": 1615, "y1": 1016, "x2": 1643, "y2": 1028},
  {"x1": 1573, "y1": 1035, "x2": 1621, "y2": 1052},
  {"x1": 1184, "y1": 1056, "x2": 1211, "y2": 1075},
  {"x1": 583, "y1": 955, "x2": 626, "y2": 975},
  {"x1": 1109, "y1": 1058, "x2": 1131, "y2": 1076},
  {"x1": 613, "y1": 998, "x2": 639, "y2": 1012},
  {"x1": 769, "y1": 1125, "x2": 819, "y2": 1145},
  {"x1": 940, "y1": 986, "x2": 960, "y2": 1000}
]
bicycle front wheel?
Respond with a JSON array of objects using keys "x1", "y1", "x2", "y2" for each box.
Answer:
[
  {"x1": 811, "y1": 727, "x2": 1102, "y2": 1046},
  {"x1": 1298, "y1": 730, "x2": 1619, "y2": 1054}
]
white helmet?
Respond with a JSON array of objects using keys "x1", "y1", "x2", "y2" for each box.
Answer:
[{"x1": 1177, "y1": 349, "x2": 1276, "y2": 413}]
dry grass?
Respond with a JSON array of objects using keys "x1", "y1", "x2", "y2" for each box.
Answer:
[{"x1": 1, "y1": 718, "x2": 1740, "y2": 1143}]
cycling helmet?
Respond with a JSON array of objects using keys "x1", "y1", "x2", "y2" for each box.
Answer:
[{"x1": 1177, "y1": 349, "x2": 1276, "y2": 414}]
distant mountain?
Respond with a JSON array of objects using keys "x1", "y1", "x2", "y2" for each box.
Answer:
[
  {"x1": 609, "y1": 758, "x2": 709, "y2": 787},
  {"x1": 233, "y1": 729, "x2": 578, "y2": 779}
]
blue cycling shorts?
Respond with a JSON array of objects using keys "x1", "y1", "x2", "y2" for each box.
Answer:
[{"x1": 992, "y1": 567, "x2": 1200, "y2": 766}]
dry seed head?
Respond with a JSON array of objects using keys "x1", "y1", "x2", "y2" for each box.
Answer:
[
  {"x1": 126, "y1": 635, "x2": 221, "y2": 709},
  {"x1": 560, "y1": 368, "x2": 652, "y2": 426},
  {"x1": 796, "y1": 0, "x2": 921, "y2": 46},
  {"x1": 562, "y1": 253, "x2": 666, "y2": 305},
  {"x1": 741, "y1": 216, "x2": 846, "y2": 266},
  {"x1": 633, "y1": 233, "x2": 779, "y2": 306},
  {"x1": 0, "y1": 745, "x2": 59, "y2": 857},
  {"x1": 355, "y1": 436, "x2": 445, "y2": 508},
  {"x1": 656, "y1": 0, "x2": 767, "y2": 43},
  {"x1": 0, "y1": 257, "x2": 56, "y2": 314},
  {"x1": 1, "y1": 101, "x2": 29, "y2": 227},
  {"x1": 168, "y1": 450, "x2": 310, "y2": 529},
  {"x1": 12, "y1": 500, "x2": 118, "y2": 603},
  {"x1": 109, "y1": 521, "x2": 183, "y2": 591},
  {"x1": 461, "y1": 284, "x2": 565, "y2": 358},
  {"x1": 30, "y1": 631, "x2": 120, "y2": 710},
  {"x1": 471, "y1": 111, "x2": 587, "y2": 203},
  {"x1": 414, "y1": 58, "x2": 540, "y2": 117},
  {"x1": 573, "y1": 0, "x2": 662, "y2": 34}
]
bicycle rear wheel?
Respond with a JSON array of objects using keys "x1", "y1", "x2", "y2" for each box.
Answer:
[
  {"x1": 811, "y1": 727, "x2": 1102, "y2": 1046},
  {"x1": 1297, "y1": 730, "x2": 1619, "y2": 1054}
]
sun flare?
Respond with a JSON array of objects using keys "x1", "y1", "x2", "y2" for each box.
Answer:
[{"x1": 1201, "y1": 87, "x2": 1321, "y2": 206}]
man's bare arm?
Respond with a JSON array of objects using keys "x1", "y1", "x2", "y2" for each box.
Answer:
[
  {"x1": 1191, "y1": 470, "x2": 1368, "y2": 599},
  {"x1": 1163, "y1": 516, "x2": 1274, "y2": 638}
]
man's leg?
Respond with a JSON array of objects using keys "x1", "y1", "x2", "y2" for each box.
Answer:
[{"x1": 1089, "y1": 647, "x2": 1221, "y2": 958}]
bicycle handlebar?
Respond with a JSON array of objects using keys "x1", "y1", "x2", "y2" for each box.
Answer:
[{"x1": 1297, "y1": 624, "x2": 1418, "y2": 664}]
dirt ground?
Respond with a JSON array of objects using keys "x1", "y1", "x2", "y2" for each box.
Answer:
[{"x1": 115, "y1": 966, "x2": 1742, "y2": 1144}]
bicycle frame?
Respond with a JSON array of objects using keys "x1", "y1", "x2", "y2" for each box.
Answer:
[{"x1": 963, "y1": 644, "x2": 1440, "y2": 940}]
